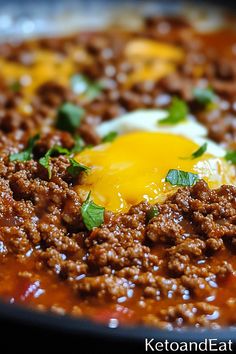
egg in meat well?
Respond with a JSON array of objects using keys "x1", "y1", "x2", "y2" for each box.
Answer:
[{"x1": 74, "y1": 116, "x2": 236, "y2": 213}]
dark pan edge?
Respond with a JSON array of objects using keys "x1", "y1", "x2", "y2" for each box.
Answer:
[{"x1": 0, "y1": 300, "x2": 235, "y2": 342}]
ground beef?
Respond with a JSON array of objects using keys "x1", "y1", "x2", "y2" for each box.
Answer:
[
  {"x1": 2, "y1": 169, "x2": 235, "y2": 327},
  {"x1": 143, "y1": 302, "x2": 220, "y2": 329}
]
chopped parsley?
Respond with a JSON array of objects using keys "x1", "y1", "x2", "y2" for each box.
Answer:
[
  {"x1": 190, "y1": 142, "x2": 208, "y2": 159},
  {"x1": 146, "y1": 206, "x2": 159, "y2": 223},
  {"x1": 165, "y1": 169, "x2": 199, "y2": 186},
  {"x1": 56, "y1": 102, "x2": 84, "y2": 133},
  {"x1": 10, "y1": 81, "x2": 21, "y2": 93},
  {"x1": 70, "y1": 74, "x2": 103, "y2": 101},
  {"x1": 225, "y1": 150, "x2": 236, "y2": 164},
  {"x1": 81, "y1": 192, "x2": 105, "y2": 230},
  {"x1": 67, "y1": 158, "x2": 90, "y2": 177},
  {"x1": 193, "y1": 87, "x2": 216, "y2": 106},
  {"x1": 39, "y1": 145, "x2": 70, "y2": 179},
  {"x1": 159, "y1": 97, "x2": 188, "y2": 125},
  {"x1": 71, "y1": 135, "x2": 85, "y2": 154},
  {"x1": 9, "y1": 134, "x2": 40, "y2": 162},
  {"x1": 102, "y1": 131, "x2": 118, "y2": 143}
]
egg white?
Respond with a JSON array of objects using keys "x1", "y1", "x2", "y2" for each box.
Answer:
[{"x1": 96, "y1": 109, "x2": 226, "y2": 158}]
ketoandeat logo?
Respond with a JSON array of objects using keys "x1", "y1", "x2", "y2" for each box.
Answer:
[{"x1": 145, "y1": 338, "x2": 233, "y2": 352}]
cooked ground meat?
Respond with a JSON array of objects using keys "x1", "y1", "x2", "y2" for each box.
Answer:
[{"x1": 0, "y1": 16, "x2": 236, "y2": 329}]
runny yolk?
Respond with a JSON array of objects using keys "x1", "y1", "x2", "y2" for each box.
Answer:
[{"x1": 75, "y1": 132, "x2": 235, "y2": 213}]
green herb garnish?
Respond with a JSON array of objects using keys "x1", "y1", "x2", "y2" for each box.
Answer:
[
  {"x1": 10, "y1": 81, "x2": 21, "y2": 93},
  {"x1": 71, "y1": 74, "x2": 103, "y2": 101},
  {"x1": 39, "y1": 145, "x2": 70, "y2": 178},
  {"x1": 146, "y1": 206, "x2": 159, "y2": 223},
  {"x1": 193, "y1": 87, "x2": 216, "y2": 106},
  {"x1": 165, "y1": 169, "x2": 199, "y2": 186},
  {"x1": 56, "y1": 102, "x2": 84, "y2": 133},
  {"x1": 81, "y1": 192, "x2": 105, "y2": 230},
  {"x1": 190, "y1": 142, "x2": 208, "y2": 159},
  {"x1": 181, "y1": 143, "x2": 208, "y2": 160},
  {"x1": 102, "y1": 131, "x2": 118, "y2": 143},
  {"x1": 67, "y1": 158, "x2": 90, "y2": 177},
  {"x1": 159, "y1": 97, "x2": 188, "y2": 125},
  {"x1": 183, "y1": 143, "x2": 207, "y2": 160},
  {"x1": 225, "y1": 150, "x2": 236, "y2": 164},
  {"x1": 71, "y1": 135, "x2": 85, "y2": 154},
  {"x1": 9, "y1": 134, "x2": 40, "y2": 162}
]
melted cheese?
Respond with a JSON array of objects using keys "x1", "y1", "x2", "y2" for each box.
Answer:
[
  {"x1": 0, "y1": 47, "x2": 92, "y2": 97},
  {"x1": 125, "y1": 39, "x2": 184, "y2": 61},
  {"x1": 124, "y1": 38, "x2": 184, "y2": 86}
]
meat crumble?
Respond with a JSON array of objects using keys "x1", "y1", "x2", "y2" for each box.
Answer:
[{"x1": 0, "y1": 16, "x2": 236, "y2": 329}]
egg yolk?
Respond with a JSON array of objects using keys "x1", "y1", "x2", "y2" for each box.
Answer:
[{"x1": 75, "y1": 132, "x2": 235, "y2": 212}]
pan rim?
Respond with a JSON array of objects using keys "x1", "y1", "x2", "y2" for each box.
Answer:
[{"x1": 0, "y1": 300, "x2": 235, "y2": 342}]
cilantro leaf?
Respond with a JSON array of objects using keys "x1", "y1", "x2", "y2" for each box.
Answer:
[
  {"x1": 159, "y1": 97, "x2": 188, "y2": 125},
  {"x1": 10, "y1": 150, "x2": 31, "y2": 162},
  {"x1": 193, "y1": 87, "x2": 216, "y2": 106},
  {"x1": 102, "y1": 131, "x2": 118, "y2": 143},
  {"x1": 181, "y1": 143, "x2": 207, "y2": 160},
  {"x1": 165, "y1": 169, "x2": 199, "y2": 186},
  {"x1": 81, "y1": 192, "x2": 105, "y2": 230},
  {"x1": 56, "y1": 102, "x2": 84, "y2": 133},
  {"x1": 225, "y1": 150, "x2": 236, "y2": 164},
  {"x1": 146, "y1": 206, "x2": 159, "y2": 223},
  {"x1": 39, "y1": 155, "x2": 50, "y2": 176},
  {"x1": 67, "y1": 158, "x2": 90, "y2": 177},
  {"x1": 10, "y1": 81, "x2": 21, "y2": 93},
  {"x1": 9, "y1": 134, "x2": 40, "y2": 162},
  {"x1": 191, "y1": 143, "x2": 208, "y2": 159},
  {"x1": 71, "y1": 135, "x2": 85, "y2": 154},
  {"x1": 71, "y1": 74, "x2": 103, "y2": 101},
  {"x1": 39, "y1": 145, "x2": 70, "y2": 178}
]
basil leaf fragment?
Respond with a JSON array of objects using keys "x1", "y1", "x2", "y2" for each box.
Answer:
[
  {"x1": 180, "y1": 143, "x2": 208, "y2": 160},
  {"x1": 146, "y1": 206, "x2": 159, "y2": 223},
  {"x1": 71, "y1": 74, "x2": 103, "y2": 101},
  {"x1": 67, "y1": 158, "x2": 90, "y2": 177},
  {"x1": 10, "y1": 134, "x2": 40, "y2": 162},
  {"x1": 81, "y1": 192, "x2": 105, "y2": 230},
  {"x1": 225, "y1": 150, "x2": 236, "y2": 164},
  {"x1": 39, "y1": 145, "x2": 70, "y2": 179},
  {"x1": 56, "y1": 102, "x2": 84, "y2": 133},
  {"x1": 193, "y1": 87, "x2": 216, "y2": 106},
  {"x1": 159, "y1": 97, "x2": 188, "y2": 125},
  {"x1": 102, "y1": 131, "x2": 118, "y2": 143},
  {"x1": 191, "y1": 143, "x2": 208, "y2": 159},
  {"x1": 165, "y1": 169, "x2": 199, "y2": 186}
]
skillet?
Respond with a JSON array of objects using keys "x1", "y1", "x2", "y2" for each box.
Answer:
[{"x1": 0, "y1": 0, "x2": 236, "y2": 352}]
